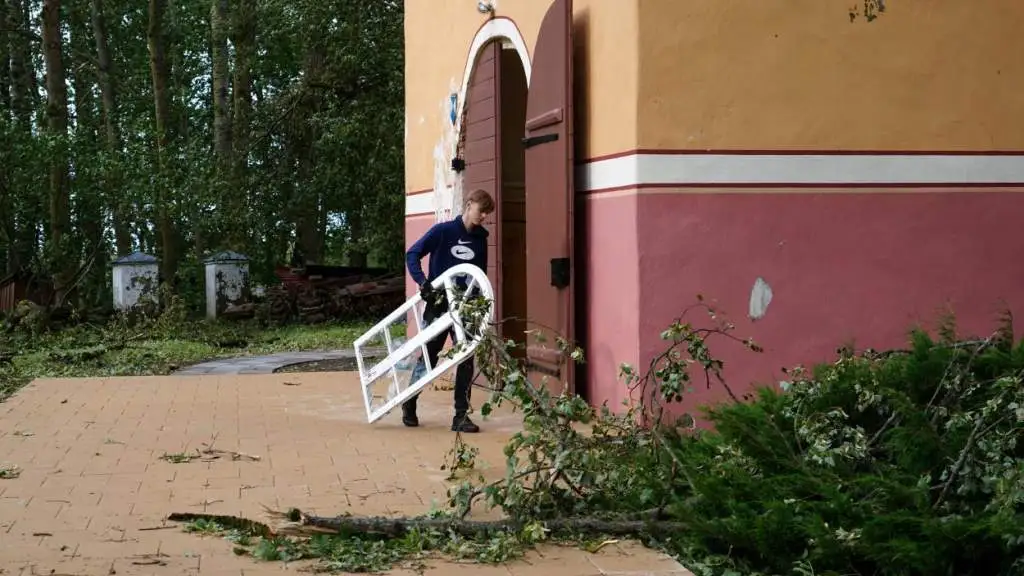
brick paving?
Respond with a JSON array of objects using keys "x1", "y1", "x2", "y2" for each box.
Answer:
[
  {"x1": 172, "y1": 348, "x2": 385, "y2": 375},
  {"x1": 0, "y1": 373, "x2": 692, "y2": 575}
]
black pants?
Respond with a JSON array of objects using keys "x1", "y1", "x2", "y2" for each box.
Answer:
[{"x1": 403, "y1": 298, "x2": 474, "y2": 414}]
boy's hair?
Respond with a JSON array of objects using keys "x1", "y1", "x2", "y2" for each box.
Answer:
[{"x1": 464, "y1": 188, "x2": 495, "y2": 213}]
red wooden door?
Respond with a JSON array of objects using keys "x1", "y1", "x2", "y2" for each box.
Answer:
[
  {"x1": 461, "y1": 42, "x2": 502, "y2": 316},
  {"x1": 524, "y1": 0, "x2": 575, "y2": 395}
]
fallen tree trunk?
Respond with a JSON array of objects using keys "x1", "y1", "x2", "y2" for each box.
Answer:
[
  {"x1": 300, "y1": 513, "x2": 688, "y2": 538},
  {"x1": 167, "y1": 512, "x2": 274, "y2": 537},
  {"x1": 167, "y1": 510, "x2": 686, "y2": 540}
]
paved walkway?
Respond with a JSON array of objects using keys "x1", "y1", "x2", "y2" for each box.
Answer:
[
  {"x1": 173, "y1": 348, "x2": 386, "y2": 375},
  {"x1": 0, "y1": 372, "x2": 693, "y2": 575}
]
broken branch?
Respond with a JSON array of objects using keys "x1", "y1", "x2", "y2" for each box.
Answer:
[
  {"x1": 166, "y1": 509, "x2": 687, "y2": 541},
  {"x1": 299, "y1": 512, "x2": 687, "y2": 539}
]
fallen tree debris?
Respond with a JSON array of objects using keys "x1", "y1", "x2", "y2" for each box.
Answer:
[
  {"x1": 199, "y1": 440, "x2": 261, "y2": 461},
  {"x1": 167, "y1": 509, "x2": 687, "y2": 540},
  {"x1": 129, "y1": 553, "x2": 170, "y2": 567},
  {"x1": 138, "y1": 525, "x2": 177, "y2": 531},
  {"x1": 167, "y1": 512, "x2": 274, "y2": 537},
  {"x1": 159, "y1": 443, "x2": 261, "y2": 464},
  {"x1": 299, "y1": 513, "x2": 688, "y2": 539}
]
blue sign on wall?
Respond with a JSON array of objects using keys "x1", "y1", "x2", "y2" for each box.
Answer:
[{"x1": 449, "y1": 93, "x2": 458, "y2": 126}]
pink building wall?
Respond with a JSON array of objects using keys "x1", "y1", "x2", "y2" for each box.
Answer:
[
  {"x1": 404, "y1": 211, "x2": 434, "y2": 337},
  {"x1": 631, "y1": 184, "x2": 1024, "y2": 425},
  {"x1": 406, "y1": 154, "x2": 1024, "y2": 425},
  {"x1": 577, "y1": 192, "x2": 641, "y2": 410}
]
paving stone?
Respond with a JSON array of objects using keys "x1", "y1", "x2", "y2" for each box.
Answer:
[{"x1": 0, "y1": 373, "x2": 691, "y2": 575}]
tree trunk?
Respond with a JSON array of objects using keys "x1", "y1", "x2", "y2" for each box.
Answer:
[
  {"x1": 211, "y1": 0, "x2": 231, "y2": 162},
  {"x1": 8, "y1": 0, "x2": 34, "y2": 129},
  {"x1": 228, "y1": 0, "x2": 254, "y2": 249},
  {"x1": 292, "y1": 40, "x2": 326, "y2": 264},
  {"x1": 347, "y1": 208, "x2": 368, "y2": 267},
  {"x1": 5, "y1": 0, "x2": 37, "y2": 272},
  {"x1": 0, "y1": 3, "x2": 8, "y2": 273},
  {"x1": 41, "y1": 0, "x2": 73, "y2": 305},
  {"x1": 0, "y1": 2, "x2": 9, "y2": 113},
  {"x1": 91, "y1": 0, "x2": 131, "y2": 256},
  {"x1": 302, "y1": 514, "x2": 687, "y2": 539},
  {"x1": 70, "y1": 1, "x2": 105, "y2": 307},
  {"x1": 148, "y1": 0, "x2": 179, "y2": 286},
  {"x1": 166, "y1": 511, "x2": 688, "y2": 540},
  {"x1": 69, "y1": 5, "x2": 97, "y2": 142}
]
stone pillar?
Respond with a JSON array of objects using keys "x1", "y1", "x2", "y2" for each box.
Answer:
[
  {"x1": 111, "y1": 252, "x2": 160, "y2": 311},
  {"x1": 204, "y1": 251, "x2": 250, "y2": 319}
]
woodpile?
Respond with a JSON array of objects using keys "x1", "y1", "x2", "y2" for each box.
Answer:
[
  {"x1": 257, "y1": 267, "x2": 405, "y2": 325},
  {"x1": 221, "y1": 302, "x2": 256, "y2": 320},
  {"x1": 260, "y1": 285, "x2": 294, "y2": 324}
]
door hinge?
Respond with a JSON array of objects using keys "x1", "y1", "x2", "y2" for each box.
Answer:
[
  {"x1": 550, "y1": 257, "x2": 570, "y2": 288},
  {"x1": 522, "y1": 133, "x2": 559, "y2": 149}
]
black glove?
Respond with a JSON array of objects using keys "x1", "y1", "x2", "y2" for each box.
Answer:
[
  {"x1": 419, "y1": 282, "x2": 434, "y2": 303},
  {"x1": 420, "y1": 282, "x2": 448, "y2": 312}
]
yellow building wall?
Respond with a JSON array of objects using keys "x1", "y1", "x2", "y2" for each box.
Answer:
[
  {"x1": 404, "y1": 0, "x2": 639, "y2": 194},
  {"x1": 637, "y1": 0, "x2": 1024, "y2": 151}
]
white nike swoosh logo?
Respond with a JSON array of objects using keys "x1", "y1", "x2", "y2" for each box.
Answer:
[{"x1": 457, "y1": 239, "x2": 471, "y2": 245}]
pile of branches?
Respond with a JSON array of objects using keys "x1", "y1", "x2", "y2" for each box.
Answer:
[
  {"x1": 171, "y1": 290, "x2": 1024, "y2": 575},
  {"x1": 457, "y1": 305, "x2": 1023, "y2": 575},
  {"x1": 460, "y1": 307, "x2": 1023, "y2": 575}
]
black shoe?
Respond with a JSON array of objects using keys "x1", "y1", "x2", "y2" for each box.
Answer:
[
  {"x1": 451, "y1": 413, "x2": 480, "y2": 433},
  {"x1": 401, "y1": 402, "x2": 419, "y2": 427}
]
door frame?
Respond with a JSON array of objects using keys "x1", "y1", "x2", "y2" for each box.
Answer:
[
  {"x1": 450, "y1": 13, "x2": 579, "y2": 397},
  {"x1": 452, "y1": 19, "x2": 533, "y2": 139}
]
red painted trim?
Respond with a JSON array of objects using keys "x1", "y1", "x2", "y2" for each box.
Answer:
[
  {"x1": 578, "y1": 148, "x2": 1024, "y2": 165},
  {"x1": 577, "y1": 182, "x2": 1024, "y2": 196},
  {"x1": 406, "y1": 188, "x2": 432, "y2": 196}
]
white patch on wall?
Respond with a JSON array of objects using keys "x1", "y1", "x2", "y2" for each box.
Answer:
[
  {"x1": 748, "y1": 277, "x2": 773, "y2": 321},
  {"x1": 432, "y1": 78, "x2": 464, "y2": 223}
]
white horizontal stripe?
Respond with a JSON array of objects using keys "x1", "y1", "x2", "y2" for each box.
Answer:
[
  {"x1": 405, "y1": 193, "x2": 434, "y2": 216},
  {"x1": 575, "y1": 153, "x2": 1024, "y2": 191},
  {"x1": 407, "y1": 152, "x2": 1024, "y2": 215}
]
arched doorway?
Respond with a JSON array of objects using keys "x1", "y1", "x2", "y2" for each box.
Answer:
[
  {"x1": 460, "y1": 38, "x2": 530, "y2": 358},
  {"x1": 458, "y1": 0, "x2": 577, "y2": 396}
]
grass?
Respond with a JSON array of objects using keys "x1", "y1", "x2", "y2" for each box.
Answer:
[{"x1": 0, "y1": 317, "x2": 405, "y2": 401}]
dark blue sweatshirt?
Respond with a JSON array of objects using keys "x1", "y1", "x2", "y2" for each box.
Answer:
[{"x1": 406, "y1": 216, "x2": 489, "y2": 289}]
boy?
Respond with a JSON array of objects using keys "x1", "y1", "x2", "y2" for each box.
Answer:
[{"x1": 403, "y1": 188, "x2": 494, "y2": 433}]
